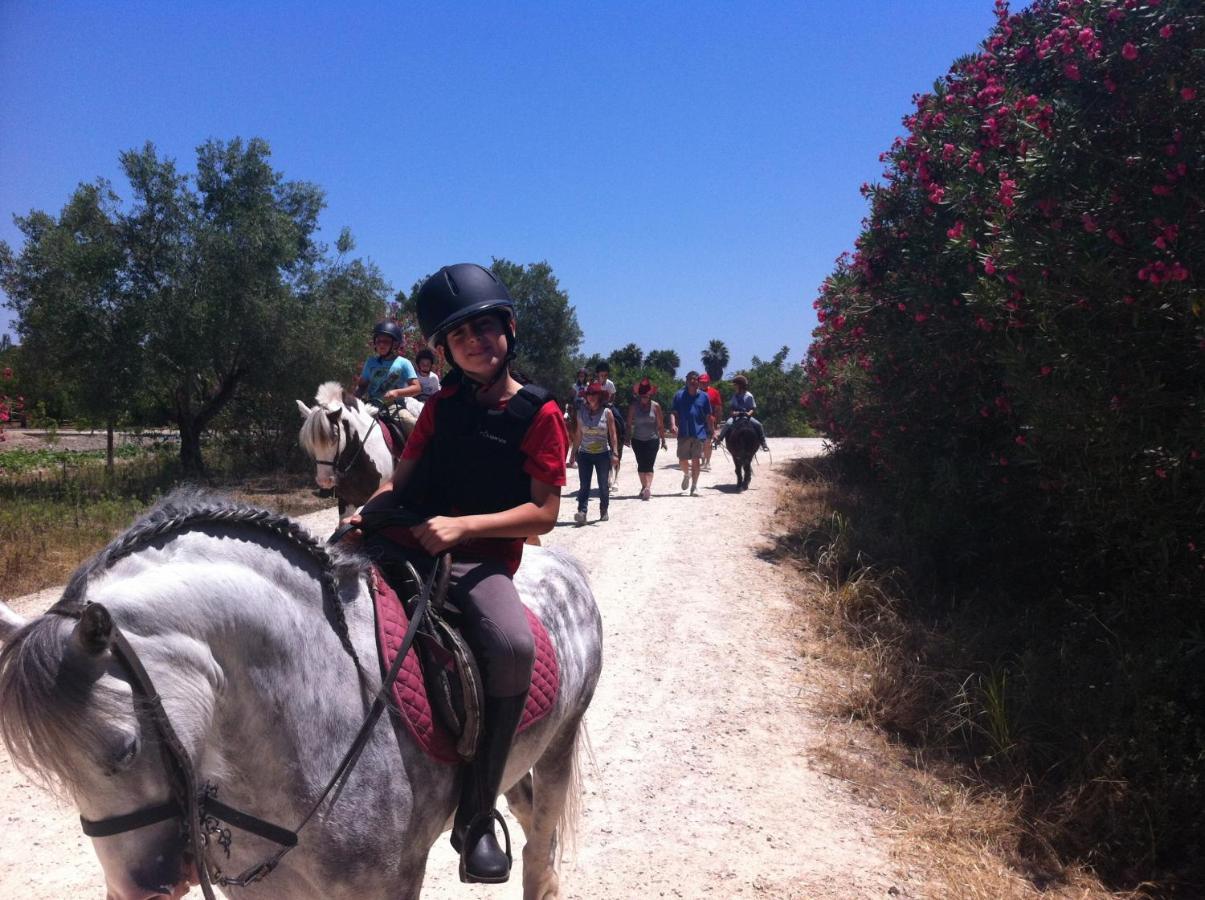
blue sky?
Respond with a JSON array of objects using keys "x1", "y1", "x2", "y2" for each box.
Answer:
[{"x1": 0, "y1": 1, "x2": 999, "y2": 374}]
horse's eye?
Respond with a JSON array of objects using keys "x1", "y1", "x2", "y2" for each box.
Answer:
[{"x1": 104, "y1": 737, "x2": 140, "y2": 777}]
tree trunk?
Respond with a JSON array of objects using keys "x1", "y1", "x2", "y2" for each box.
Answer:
[
  {"x1": 106, "y1": 420, "x2": 115, "y2": 475},
  {"x1": 178, "y1": 419, "x2": 206, "y2": 474}
]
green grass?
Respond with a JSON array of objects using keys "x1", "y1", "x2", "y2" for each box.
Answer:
[{"x1": 0, "y1": 443, "x2": 142, "y2": 475}]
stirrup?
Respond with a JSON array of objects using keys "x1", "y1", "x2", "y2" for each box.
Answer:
[{"x1": 458, "y1": 809, "x2": 513, "y2": 884}]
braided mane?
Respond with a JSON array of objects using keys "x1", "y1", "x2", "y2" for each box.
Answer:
[{"x1": 53, "y1": 488, "x2": 365, "y2": 656}]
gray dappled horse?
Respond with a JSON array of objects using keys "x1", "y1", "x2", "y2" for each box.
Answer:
[
  {"x1": 0, "y1": 491, "x2": 603, "y2": 900},
  {"x1": 724, "y1": 416, "x2": 760, "y2": 491},
  {"x1": 297, "y1": 382, "x2": 416, "y2": 515}
]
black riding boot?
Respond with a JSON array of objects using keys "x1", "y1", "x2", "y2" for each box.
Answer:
[{"x1": 451, "y1": 692, "x2": 528, "y2": 884}]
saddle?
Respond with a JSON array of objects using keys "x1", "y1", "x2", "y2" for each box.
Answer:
[
  {"x1": 374, "y1": 406, "x2": 416, "y2": 458},
  {"x1": 366, "y1": 547, "x2": 560, "y2": 764}
]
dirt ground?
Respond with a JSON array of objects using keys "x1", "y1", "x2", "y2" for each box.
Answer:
[
  {"x1": 0, "y1": 427, "x2": 168, "y2": 453},
  {"x1": 0, "y1": 437, "x2": 918, "y2": 898}
]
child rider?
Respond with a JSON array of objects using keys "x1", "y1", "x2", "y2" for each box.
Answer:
[
  {"x1": 346, "y1": 263, "x2": 568, "y2": 885},
  {"x1": 355, "y1": 321, "x2": 421, "y2": 407}
]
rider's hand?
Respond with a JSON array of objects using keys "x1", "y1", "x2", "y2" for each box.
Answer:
[{"x1": 411, "y1": 516, "x2": 468, "y2": 554}]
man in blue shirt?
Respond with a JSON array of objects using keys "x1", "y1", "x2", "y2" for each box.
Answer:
[
  {"x1": 356, "y1": 321, "x2": 420, "y2": 407},
  {"x1": 669, "y1": 371, "x2": 714, "y2": 496}
]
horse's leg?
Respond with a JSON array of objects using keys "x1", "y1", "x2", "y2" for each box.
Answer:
[
  {"x1": 504, "y1": 771, "x2": 537, "y2": 839},
  {"x1": 518, "y1": 716, "x2": 585, "y2": 900}
]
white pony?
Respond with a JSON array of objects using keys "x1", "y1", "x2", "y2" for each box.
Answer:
[
  {"x1": 297, "y1": 382, "x2": 418, "y2": 514},
  {"x1": 0, "y1": 490, "x2": 603, "y2": 899}
]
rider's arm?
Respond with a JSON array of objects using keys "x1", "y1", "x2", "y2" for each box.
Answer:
[
  {"x1": 384, "y1": 378, "x2": 421, "y2": 401},
  {"x1": 414, "y1": 479, "x2": 561, "y2": 553}
]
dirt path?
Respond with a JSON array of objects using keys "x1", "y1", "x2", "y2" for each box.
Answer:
[{"x1": 0, "y1": 438, "x2": 911, "y2": 898}]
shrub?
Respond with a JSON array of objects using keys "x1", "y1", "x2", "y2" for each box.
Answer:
[{"x1": 801, "y1": 0, "x2": 1204, "y2": 886}]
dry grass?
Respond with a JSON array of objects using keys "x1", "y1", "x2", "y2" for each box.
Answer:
[
  {"x1": 0, "y1": 456, "x2": 333, "y2": 601},
  {"x1": 769, "y1": 459, "x2": 1141, "y2": 900}
]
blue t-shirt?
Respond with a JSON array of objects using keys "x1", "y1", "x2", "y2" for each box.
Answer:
[
  {"x1": 672, "y1": 388, "x2": 713, "y2": 439},
  {"x1": 729, "y1": 391, "x2": 756, "y2": 414},
  {"x1": 360, "y1": 355, "x2": 418, "y2": 404}
]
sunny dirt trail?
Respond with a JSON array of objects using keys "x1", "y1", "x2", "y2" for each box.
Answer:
[{"x1": 0, "y1": 437, "x2": 909, "y2": 898}]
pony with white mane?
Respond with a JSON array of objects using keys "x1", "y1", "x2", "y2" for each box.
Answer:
[
  {"x1": 297, "y1": 381, "x2": 417, "y2": 514},
  {"x1": 0, "y1": 490, "x2": 603, "y2": 900}
]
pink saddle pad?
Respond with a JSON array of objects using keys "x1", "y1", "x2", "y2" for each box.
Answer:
[{"x1": 371, "y1": 566, "x2": 560, "y2": 764}]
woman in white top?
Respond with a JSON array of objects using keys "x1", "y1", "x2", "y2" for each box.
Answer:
[{"x1": 571, "y1": 382, "x2": 618, "y2": 525}]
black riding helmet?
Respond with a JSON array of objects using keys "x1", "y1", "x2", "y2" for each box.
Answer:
[
  {"x1": 372, "y1": 321, "x2": 404, "y2": 344},
  {"x1": 415, "y1": 263, "x2": 517, "y2": 365}
]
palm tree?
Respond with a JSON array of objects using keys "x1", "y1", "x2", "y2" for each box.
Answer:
[{"x1": 701, "y1": 339, "x2": 729, "y2": 382}]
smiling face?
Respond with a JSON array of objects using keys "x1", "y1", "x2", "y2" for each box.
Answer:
[
  {"x1": 444, "y1": 312, "x2": 508, "y2": 381},
  {"x1": 372, "y1": 334, "x2": 396, "y2": 357}
]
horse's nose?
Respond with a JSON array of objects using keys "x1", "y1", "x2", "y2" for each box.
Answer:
[{"x1": 316, "y1": 472, "x2": 335, "y2": 489}]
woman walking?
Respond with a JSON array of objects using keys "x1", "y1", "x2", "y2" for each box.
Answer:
[
  {"x1": 626, "y1": 377, "x2": 666, "y2": 501},
  {"x1": 572, "y1": 382, "x2": 619, "y2": 524}
]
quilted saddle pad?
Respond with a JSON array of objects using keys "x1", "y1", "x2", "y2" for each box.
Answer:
[{"x1": 371, "y1": 566, "x2": 560, "y2": 764}]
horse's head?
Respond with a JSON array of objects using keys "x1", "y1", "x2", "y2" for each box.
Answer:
[
  {"x1": 297, "y1": 381, "x2": 370, "y2": 491},
  {"x1": 0, "y1": 598, "x2": 223, "y2": 900}
]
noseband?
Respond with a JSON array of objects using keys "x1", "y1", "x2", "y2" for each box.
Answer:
[{"x1": 52, "y1": 530, "x2": 442, "y2": 897}]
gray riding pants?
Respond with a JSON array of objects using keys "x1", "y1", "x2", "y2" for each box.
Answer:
[{"x1": 447, "y1": 560, "x2": 535, "y2": 698}]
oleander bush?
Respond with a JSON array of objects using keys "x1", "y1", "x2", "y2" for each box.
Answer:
[{"x1": 801, "y1": 0, "x2": 1203, "y2": 888}]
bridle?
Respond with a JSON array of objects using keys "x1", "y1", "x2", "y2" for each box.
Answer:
[
  {"x1": 52, "y1": 518, "x2": 442, "y2": 898},
  {"x1": 314, "y1": 409, "x2": 378, "y2": 480}
]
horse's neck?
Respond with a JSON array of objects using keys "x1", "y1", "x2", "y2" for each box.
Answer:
[
  {"x1": 102, "y1": 535, "x2": 377, "y2": 777},
  {"x1": 354, "y1": 412, "x2": 395, "y2": 478}
]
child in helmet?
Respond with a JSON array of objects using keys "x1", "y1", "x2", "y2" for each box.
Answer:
[
  {"x1": 414, "y1": 347, "x2": 441, "y2": 402},
  {"x1": 356, "y1": 321, "x2": 421, "y2": 407},
  {"x1": 348, "y1": 263, "x2": 568, "y2": 885}
]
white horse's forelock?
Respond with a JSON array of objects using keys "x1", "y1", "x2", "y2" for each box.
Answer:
[{"x1": 314, "y1": 380, "x2": 347, "y2": 409}]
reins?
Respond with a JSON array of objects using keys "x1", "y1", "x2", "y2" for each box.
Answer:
[{"x1": 57, "y1": 510, "x2": 443, "y2": 896}]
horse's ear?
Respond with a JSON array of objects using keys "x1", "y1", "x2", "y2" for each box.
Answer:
[
  {"x1": 296, "y1": 399, "x2": 315, "y2": 419},
  {"x1": 0, "y1": 601, "x2": 27, "y2": 644},
  {"x1": 342, "y1": 391, "x2": 360, "y2": 411},
  {"x1": 72, "y1": 603, "x2": 114, "y2": 656}
]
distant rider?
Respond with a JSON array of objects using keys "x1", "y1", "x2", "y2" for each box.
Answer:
[
  {"x1": 714, "y1": 374, "x2": 769, "y2": 452},
  {"x1": 356, "y1": 321, "x2": 421, "y2": 408}
]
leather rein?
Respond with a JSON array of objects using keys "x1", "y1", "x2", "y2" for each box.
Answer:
[{"x1": 54, "y1": 512, "x2": 443, "y2": 898}]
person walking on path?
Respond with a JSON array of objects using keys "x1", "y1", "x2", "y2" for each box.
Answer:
[
  {"x1": 626, "y1": 377, "x2": 667, "y2": 501},
  {"x1": 567, "y1": 368, "x2": 590, "y2": 469},
  {"x1": 698, "y1": 373, "x2": 722, "y2": 472},
  {"x1": 572, "y1": 382, "x2": 619, "y2": 524},
  {"x1": 669, "y1": 371, "x2": 714, "y2": 496},
  {"x1": 714, "y1": 374, "x2": 770, "y2": 451}
]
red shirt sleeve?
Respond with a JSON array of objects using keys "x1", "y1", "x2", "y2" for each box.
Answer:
[
  {"x1": 521, "y1": 400, "x2": 569, "y2": 486},
  {"x1": 400, "y1": 391, "x2": 441, "y2": 461}
]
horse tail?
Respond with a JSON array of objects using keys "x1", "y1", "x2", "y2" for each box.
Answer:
[{"x1": 556, "y1": 716, "x2": 594, "y2": 864}]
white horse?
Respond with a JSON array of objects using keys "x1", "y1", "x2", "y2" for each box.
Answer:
[
  {"x1": 296, "y1": 382, "x2": 418, "y2": 514},
  {"x1": 0, "y1": 490, "x2": 603, "y2": 900}
]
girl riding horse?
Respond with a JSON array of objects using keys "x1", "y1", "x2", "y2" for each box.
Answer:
[{"x1": 347, "y1": 262, "x2": 569, "y2": 885}]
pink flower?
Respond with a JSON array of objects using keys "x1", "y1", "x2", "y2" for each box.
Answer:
[
  {"x1": 1159, "y1": 25, "x2": 1174, "y2": 38},
  {"x1": 1155, "y1": 468, "x2": 1167, "y2": 479},
  {"x1": 1182, "y1": 87, "x2": 1197, "y2": 101},
  {"x1": 1064, "y1": 62, "x2": 1081, "y2": 80},
  {"x1": 1040, "y1": 365, "x2": 1053, "y2": 377},
  {"x1": 1123, "y1": 295, "x2": 1135, "y2": 305},
  {"x1": 1122, "y1": 42, "x2": 1139, "y2": 61},
  {"x1": 914, "y1": 313, "x2": 929, "y2": 323},
  {"x1": 984, "y1": 258, "x2": 997, "y2": 275},
  {"x1": 1015, "y1": 435, "x2": 1027, "y2": 446},
  {"x1": 1, "y1": 368, "x2": 10, "y2": 380},
  {"x1": 1081, "y1": 213, "x2": 1099, "y2": 233}
]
